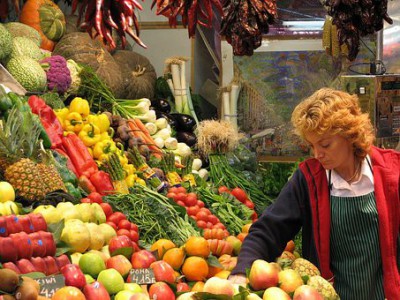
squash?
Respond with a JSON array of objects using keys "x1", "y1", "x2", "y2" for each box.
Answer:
[
  {"x1": 53, "y1": 32, "x2": 124, "y2": 98},
  {"x1": 19, "y1": 0, "x2": 66, "y2": 51},
  {"x1": 112, "y1": 50, "x2": 157, "y2": 100}
]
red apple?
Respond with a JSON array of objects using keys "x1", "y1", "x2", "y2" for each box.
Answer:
[
  {"x1": 55, "y1": 254, "x2": 71, "y2": 270},
  {"x1": 293, "y1": 285, "x2": 324, "y2": 300},
  {"x1": 129, "y1": 293, "x2": 150, "y2": 300},
  {"x1": 131, "y1": 250, "x2": 156, "y2": 269},
  {"x1": 176, "y1": 282, "x2": 190, "y2": 293},
  {"x1": 28, "y1": 213, "x2": 47, "y2": 232},
  {"x1": 38, "y1": 231, "x2": 57, "y2": 257},
  {"x1": 61, "y1": 264, "x2": 86, "y2": 289},
  {"x1": 100, "y1": 203, "x2": 113, "y2": 218},
  {"x1": 149, "y1": 282, "x2": 176, "y2": 300},
  {"x1": 150, "y1": 261, "x2": 176, "y2": 284},
  {"x1": 43, "y1": 256, "x2": 59, "y2": 275},
  {"x1": 108, "y1": 235, "x2": 134, "y2": 258},
  {"x1": 0, "y1": 216, "x2": 8, "y2": 237},
  {"x1": 106, "y1": 254, "x2": 132, "y2": 278},
  {"x1": 203, "y1": 277, "x2": 235, "y2": 296},
  {"x1": 10, "y1": 232, "x2": 33, "y2": 259},
  {"x1": 5, "y1": 215, "x2": 22, "y2": 234},
  {"x1": 83, "y1": 281, "x2": 111, "y2": 300},
  {"x1": 16, "y1": 259, "x2": 36, "y2": 274},
  {"x1": 0, "y1": 237, "x2": 17, "y2": 262},
  {"x1": 29, "y1": 232, "x2": 47, "y2": 257},
  {"x1": 278, "y1": 269, "x2": 303, "y2": 294},
  {"x1": 263, "y1": 287, "x2": 291, "y2": 300},
  {"x1": 2, "y1": 262, "x2": 21, "y2": 274},
  {"x1": 249, "y1": 259, "x2": 279, "y2": 291},
  {"x1": 30, "y1": 257, "x2": 47, "y2": 274},
  {"x1": 18, "y1": 215, "x2": 34, "y2": 233}
]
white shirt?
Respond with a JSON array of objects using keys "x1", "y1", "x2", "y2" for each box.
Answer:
[{"x1": 326, "y1": 155, "x2": 374, "y2": 197}]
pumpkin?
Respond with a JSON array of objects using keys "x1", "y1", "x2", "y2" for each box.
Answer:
[
  {"x1": 19, "y1": 0, "x2": 66, "y2": 51},
  {"x1": 112, "y1": 50, "x2": 157, "y2": 100},
  {"x1": 53, "y1": 32, "x2": 124, "y2": 97}
]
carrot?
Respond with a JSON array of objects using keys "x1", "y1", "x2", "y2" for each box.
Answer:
[{"x1": 128, "y1": 119, "x2": 163, "y2": 154}]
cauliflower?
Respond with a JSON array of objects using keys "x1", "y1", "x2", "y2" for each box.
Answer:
[
  {"x1": 41, "y1": 55, "x2": 72, "y2": 94},
  {"x1": 66, "y1": 59, "x2": 82, "y2": 94}
]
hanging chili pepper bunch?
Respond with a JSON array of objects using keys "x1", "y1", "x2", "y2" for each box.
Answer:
[
  {"x1": 323, "y1": 0, "x2": 393, "y2": 61},
  {"x1": 220, "y1": 0, "x2": 277, "y2": 56},
  {"x1": 151, "y1": 0, "x2": 223, "y2": 37},
  {"x1": 71, "y1": 0, "x2": 146, "y2": 50}
]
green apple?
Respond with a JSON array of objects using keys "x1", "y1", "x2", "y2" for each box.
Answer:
[
  {"x1": 97, "y1": 268, "x2": 125, "y2": 295},
  {"x1": 70, "y1": 252, "x2": 83, "y2": 265},
  {"x1": 79, "y1": 252, "x2": 106, "y2": 278},
  {"x1": 115, "y1": 290, "x2": 136, "y2": 300},
  {"x1": 85, "y1": 274, "x2": 95, "y2": 284},
  {"x1": 124, "y1": 283, "x2": 143, "y2": 293}
]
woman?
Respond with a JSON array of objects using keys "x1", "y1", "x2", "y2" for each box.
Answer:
[{"x1": 229, "y1": 88, "x2": 400, "y2": 299}]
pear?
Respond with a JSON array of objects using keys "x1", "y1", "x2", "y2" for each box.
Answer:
[
  {"x1": 57, "y1": 202, "x2": 82, "y2": 221},
  {"x1": 76, "y1": 203, "x2": 93, "y2": 222},
  {"x1": 85, "y1": 222, "x2": 105, "y2": 250},
  {"x1": 33, "y1": 205, "x2": 60, "y2": 224},
  {"x1": 90, "y1": 203, "x2": 106, "y2": 224},
  {"x1": 61, "y1": 219, "x2": 91, "y2": 253},
  {"x1": 98, "y1": 223, "x2": 117, "y2": 243}
]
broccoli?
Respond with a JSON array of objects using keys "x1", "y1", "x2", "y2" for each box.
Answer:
[
  {"x1": 41, "y1": 92, "x2": 65, "y2": 109},
  {"x1": 41, "y1": 55, "x2": 72, "y2": 94}
]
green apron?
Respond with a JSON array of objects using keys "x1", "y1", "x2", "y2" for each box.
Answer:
[{"x1": 330, "y1": 192, "x2": 385, "y2": 300}]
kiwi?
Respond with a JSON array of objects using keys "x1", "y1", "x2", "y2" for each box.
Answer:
[
  {"x1": 2, "y1": 295, "x2": 16, "y2": 300},
  {"x1": 20, "y1": 277, "x2": 40, "y2": 293},
  {"x1": 0, "y1": 269, "x2": 20, "y2": 293},
  {"x1": 14, "y1": 280, "x2": 38, "y2": 300}
]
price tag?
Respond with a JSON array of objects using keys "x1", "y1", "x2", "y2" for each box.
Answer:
[
  {"x1": 35, "y1": 274, "x2": 65, "y2": 298},
  {"x1": 128, "y1": 268, "x2": 156, "y2": 285}
]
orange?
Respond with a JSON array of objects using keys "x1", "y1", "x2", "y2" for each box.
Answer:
[
  {"x1": 51, "y1": 286, "x2": 85, "y2": 300},
  {"x1": 185, "y1": 236, "x2": 210, "y2": 258},
  {"x1": 214, "y1": 270, "x2": 231, "y2": 279},
  {"x1": 206, "y1": 265, "x2": 223, "y2": 278},
  {"x1": 163, "y1": 247, "x2": 186, "y2": 270},
  {"x1": 241, "y1": 223, "x2": 252, "y2": 233},
  {"x1": 150, "y1": 238, "x2": 176, "y2": 259},
  {"x1": 181, "y1": 256, "x2": 209, "y2": 282},
  {"x1": 191, "y1": 281, "x2": 205, "y2": 292}
]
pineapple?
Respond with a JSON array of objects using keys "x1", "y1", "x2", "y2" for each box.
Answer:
[
  {"x1": 0, "y1": 107, "x2": 64, "y2": 202},
  {"x1": 291, "y1": 257, "x2": 321, "y2": 277},
  {"x1": 307, "y1": 275, "x2": 340, "y2": 300}
]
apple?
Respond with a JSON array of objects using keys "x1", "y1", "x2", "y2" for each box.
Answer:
[
  {"x1": 225, "y1": 236, "x2": 242, "y2": 255},
  {"x1": 203, "y1": 277, "x2": 235, "y2": 296},
  {"x1": 0, "y1": 216, "x2": 8, "y2": 237},
  {"x1": 70, "y1": 252, "x2": 83, "y2": 265},
  {"x1": 176, "y1": 282, "x2": 190, "y2": 293},
  {"x1": 149, "y1": 282, "x2": 175, "y2": 300},
  {"x1": 43, "y1": 256, "x2": 59, "y2": 275},
  {"x1": 247, "y1": 293, "x2": 262, "y2": 299},
  {"x1": 2, "y1": 262, "x2": 21, "y2": 274},
  {"x1": 106, "y1": 254, "x2": 132, "y2": 278},
  {"x1": 88, "y1": 249, "x2": 109, "y2": 264},
  {"x1": 150, "y1": 260, "x2": 176, "y2": 284},
  {"x1": 10, "y1": 232, "x2": 33, "y2": 260},
  {"x1": 278, "y1": 269, "x2": 303, "y2": 294},
  {"x1": 28, "y1": 213, "x2": 47, "y2": 232},
  {"x1": 55, "y1": 254, "x2": 71, "y2": 270},
  {"x1": 16, "y1": 259, "x2": 36, "y2": 274},
  {"x1": 100, "y1": 203, "x2": 113, "y2": 218},
  {"x1": 248, "y1": 259, "x2": 279, "y2": 291},
  {"x1": 131, "y1": 250, "x2": 156, "y2": 269},
  {"x1": 4, "y1": 215, "x2": 22, "y2": 234},
  {"x1": 129, "y1": 293, "x2": 151, "y2": 300},
  {"x1": 293, "y1": 285, "x2": 324, "y2": 300},
  {"x1": 38, "y1": 231, "x2": 57, "y2": 257},
  {"x1": 263, "y1": 287, "x2": 291, "y2": 300},
  {"x1": 83, "y1": 281, "x2": 111, "y2": 300},
  {"x1": 108, "y1": 235, "x2": 134, "y2": 258},
  {"x1": 97, "y1": 268, "x2": 125, "y2": 295},
  {"x1": 85, "y1": 274, "x2": 95, "y2": 284},
  {"x1": 18, "y1": 215, "x2": 34, "y2": 233},
  {"x1": 115, "y1": 290, "x2": 136, "y2": 300},
  {"x1": 30, "y1": 257, "x2": 47, "y2": 274},
  {"x1": 0, "y1": 237, "x2": 17, "y2": 262},
  {"x1": 124, "y1": 283, "x2": 143, "y2": 293},
  {"x1": 61, "y1": 264, "x2": 86, "y2": 289}
]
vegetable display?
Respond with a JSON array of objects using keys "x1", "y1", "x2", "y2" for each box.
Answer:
[
  {"x1": 220, "y1": 0, "x2": 277, "y2": 56},
  {"x1": 71, "y1": 0, "x2": 146, "y2": 50}
]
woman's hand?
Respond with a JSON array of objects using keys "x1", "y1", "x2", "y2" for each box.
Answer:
[{"x1": 228, "y1": 274, "x2": 247, "y2": 285}]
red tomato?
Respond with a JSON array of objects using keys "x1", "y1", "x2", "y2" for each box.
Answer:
[
  {"x1": 218, "y1": 186, "x2": 230, "y2": 194},
  {"x1": 207, "y1": 214, "x2": 219, "y2": 225},
  {"x1": 197, "y1": 200, "x2": 205, "y2": 208},
  {"x1": 176, "y1": 186, "x2": 187, "y2": 194},
  {"x1": 213, "y1": 222, "x2": 226, "y2": 230},
  {"x1": 196, "y1": 220, "x2": 207, "y2": 228},
  {"x1": 185, "y1": 194, "x2": 197, "y2": 206},
  {"x1": 130, "y1": 223, "x2": 138, "y2": 232},
  {"x1": 196, "y1": 210, "x2": 208, "y2": 221},
  {"x1": 174, "y1": 192, "x2": 187, "y2": 203},
  {"x1": 107, "y1": 212, "x2": 126, "y2": 224},
  {"x1": 106, "y1": 221, "x2": 118, "y2": 231},
  {"x1": 231, "y1": 187, "x2": 248, "y2": 202},
  {"x1": 87, "y1": 192, "x2": 103, "y2": 204},
  {"x1": 187, "y1": 205, "x2": 200, "y2": 216},
  {"x1": 168, "y1": 187, "x2": 179, "y2": 194},
  {"x1": 118, "y1": 219, "x2": 132, "y2": 230},
  {"x1": 166, "y1": 192, "x2": 176, "y2": 199},
  {"x1": 191, "y1": 215, "x2": 198, "y2": 221},
  {"x1": 206, "y1": 222, "x2": 213, "y2": 229},
  {"x1": 130, "y1": 230, "x2": 139, "y2": 243},
  {"x1": 100, "y1": 203, "x2": 113, "y2": 217},
  {"x1": 80, "y1": 197, "x2": 91, "y2": 203},
  {"x1": 200, "y1": 207, "x2": 211, "y2": 215},
  {"x1": 176, "y1": 200, "x2": 185, "y2": 207},
  {"x1": 117, "y1": 228, "x2": 131, "y2": 239}
]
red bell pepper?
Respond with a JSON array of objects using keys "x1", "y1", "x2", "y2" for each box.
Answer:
[
  {"x1": 62, "y1": 134, "x2": 98, "y2": 177},
  {"x1": 27, "y1": 95, "x2": 47, "y2": 114},
  {"x1": 90, "y1": 171, "x2": 115, "y2": 195},
  {"x1": 78, "y1": 175, "x2": 97, "y2": 194}
]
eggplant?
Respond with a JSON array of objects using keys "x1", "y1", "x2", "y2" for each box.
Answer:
[
  {"x1": 176, "y1": 131, "x2": 197, "y2": 147},
  {"x1": 170, "y1": 113, "x2": 196, "y2": 132},
  {"x1": 155, "y1": 111, "x2": 178, "y2": 129},
  {"x1": 151, "y1": 98, "x2": 171, "y2": 113}
]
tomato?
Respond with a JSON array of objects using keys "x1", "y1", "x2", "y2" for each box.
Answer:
[
  {"x1": 185, "y1": 194, "x2": 197, "y2": 206},
  {"x1": 196, "y1": 220, "x2": 207, "y2": 228},
  {"x1": 176, "y1": 186, "x2": 187, "y2": 194},
  {"x1": 130, "y1": 230, "x2": 139, "y2": 243},
  {"x1": 174, "y1": 192, "x2": 187, "y2": 203},
  {"x1": 117, "y1": 228, "x2": 131, "y2": 239},
  {"x1": 213, "y1": 222, "x2": 226, "y2": 230},
  {"x1": 218, "y1": 186, "x2": 230, "y2": 194},
  {"x1": 80, "y1": 197, "x2": 91, "y2": 203},
  {"x1": 166, "y1": 192, "x2": 176, "y2": 199},
  {"x1": 130, "y1": 222, "x2": 138, "y2": 232},
  {"x1": 118, "y1": 219, "x2": 132, "y2": 230},
  {"x1": 196, "y1": 210, "x2": 208, "y2": 221},
  {"x1": 206, "y1": 222, "x2": 213, "y2": 229},
  {"x1": 87, "y1": 192, "x2": 103, "y2": 204},
  {"x1": 187, "y1": 205, "x2": 200, "y2": 216},
  {"x1": 100, "y1": 203, "x2": 113, "y2": 217},
  {"x1": 231, "y1": 187, "x2": 248, "y2": 202},
  {"x1": 207, "y1": 214, "x2": 219, "y2": 225},
  {"x1": 176, "y1": 200, "x2": 185, "y2": 207},
  {"x1": 107, "y1": 212, "x2": 126, "y2": 224},
  {"x1": 197, "y1": 200, "x2": 205, "y2": 208},
  {"x1": 168, "y1": 187, "x2": 179, "y2": 194},
  {"x1": 200, "y1": 207, "x2": 211, "y2": 215}
]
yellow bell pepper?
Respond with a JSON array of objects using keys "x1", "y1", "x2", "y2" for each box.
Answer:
[
  {"x1": 118, "y1": 154, "x2": 129, "y2": 167},
  {"x1": 55, "y1": 108, "x2": 69, "y2": 126},
  {"x1": 124, "y1": 164, "x2": 136, "y2": 176},
  {"x1": 64, "y1": 112, "x2": 84, "y2": 133},
  {"x1": 136, "y1": 178, "x2": 146, "y2": 186},
  {"x1": 125, "y1": 174, "x2": 137, "y2": 188},
  {"x1": 93, "y1": 140, "x2": 118, "y2": 159},
  {"x1": 87, "y1": 113, "x2": 110, "y2": 133},
  {"x1": 69, "y1": 97, "x2": 90, "y2": 118},
  {"x1": 78, "y1": 124, "x2": 101, "y2": 147}
]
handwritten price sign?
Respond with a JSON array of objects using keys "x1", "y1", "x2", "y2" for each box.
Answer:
[
  {"x1": 35, "y1": 274, "x2": 65, "y2": 298},
  {"x1": 129, "y1": 268, "x2": 156, "y2": 285}
]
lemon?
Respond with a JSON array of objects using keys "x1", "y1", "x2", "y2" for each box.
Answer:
[
  {"x1": 3, "y1": 201, "x2": 19, "y2": 215},
  {"x1": 61, "y1": 219, "x2": 91, "y2": 253},
  {"x1": 85, "y1": 222, "x2": 105, "y2": 251},
  {"x1": 33, "y1": 205, "x2": 60, "y2": 224},
  {"x1": 0, "y1": 182, "x2": 15, "y2": 202}
]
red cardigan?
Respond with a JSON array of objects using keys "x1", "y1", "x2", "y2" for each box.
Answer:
[{"x1": 300, "y1": 146, "x2": 400, "y2": 299}]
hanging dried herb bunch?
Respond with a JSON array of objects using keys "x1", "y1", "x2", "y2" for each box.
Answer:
[{"x1": 196, "y1": 120, "x2": 244, "y2": 155}]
